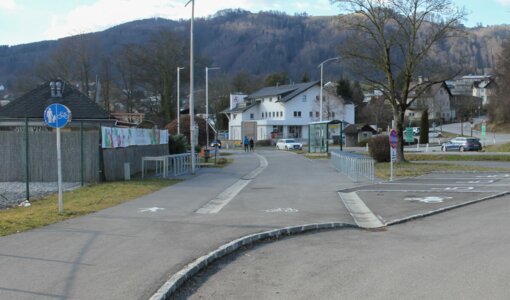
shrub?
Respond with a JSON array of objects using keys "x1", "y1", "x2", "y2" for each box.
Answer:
[
  {"x1": 195, "y1": 145, "x2": 202, "y2": 154},
  {"x1": 169, "y1": 134, "x2": 188, "y2": 154},
  {"x1": 255, "y1": 139, "x2": 272, "y2": 146},
  {"x1": 368, "y1": 135, "x2": 390, "y2": 162},
  {"x1": 216, "y1": 157, "x2": 228, "y2": 165}
]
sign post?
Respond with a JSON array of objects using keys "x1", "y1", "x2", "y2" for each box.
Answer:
[
  {"x1": 389, "y1": 129, "x2": 398, "y2": 181},
  {"x1": 44, "y1": 104, "x2": 72, "y2": 213},
  {"x1": 481, "y1": 121, "x2": 487, "y2": 147}
]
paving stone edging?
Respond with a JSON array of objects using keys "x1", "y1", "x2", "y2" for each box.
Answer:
[
  {"x1": 387, "y1": 191, "x2": 510, "y2": 226},
  {"x1": 149, "y1": 222, "x2": 357, "y2": 300}
]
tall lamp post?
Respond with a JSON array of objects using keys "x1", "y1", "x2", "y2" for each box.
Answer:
[
  {"x1": 185, "y1": 0, "x2": 195, "y2": 174},
  {"x1": 176, "y1": 66, "x2": 184, "y2": 135},
  {"x1": 205, "y1": 66, "x2": 220, "y2": 149},
  {"x1": 318, "y1": 57, "x2": 340, "y2": 122}
]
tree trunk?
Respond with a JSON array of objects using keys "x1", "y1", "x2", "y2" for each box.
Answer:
[{"x1": 393, "y1": 108, "x2": 406, "y2": 163}]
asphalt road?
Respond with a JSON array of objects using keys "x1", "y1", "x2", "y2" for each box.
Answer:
[
  {"x1": 0, "y1": 150, "x2": 358, "y2": 300},
  {"x1": 180, "y1": 194, "x2": 510, "y2": 300}
]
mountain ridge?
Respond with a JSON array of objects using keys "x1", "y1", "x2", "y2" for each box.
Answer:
[{"x1": 1, "y1": 10, "x2": 509, "y2": 90}]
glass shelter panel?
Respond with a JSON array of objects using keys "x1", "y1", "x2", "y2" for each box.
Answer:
[{"x1": 309, "y1": 123, "x2": 328, "y2": 153}]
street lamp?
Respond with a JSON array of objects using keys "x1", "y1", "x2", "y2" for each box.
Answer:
[
  {"x1": 205, "y1": 66, "x2": 220, "y2": 149},
  {"x1": 177, "y1": 66, "x2": 184, "y2": 135},
  {"x1": 185, "y1": 0, "x2": 195, "y2": 174},
  {"x1": 318, "y1": 57, "x2": 340, "y2": 122}
]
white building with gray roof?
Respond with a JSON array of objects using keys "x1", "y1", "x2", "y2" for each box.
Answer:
[{"x1": 223, "y1": 81, "x2": 355, "y2": 142}]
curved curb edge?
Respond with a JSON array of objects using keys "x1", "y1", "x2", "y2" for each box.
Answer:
[
  {"x1": 149, "y1": 222, "x2": 357, "y2": 300},
  {"x1": 386, "y1": 191, "x2": 510, "y2": 226}
]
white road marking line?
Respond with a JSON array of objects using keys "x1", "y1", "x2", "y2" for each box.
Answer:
[
  {"x1": 196, "y1": 179, "x2": 251, "y2": 214},
  {"x1": 264, "y1": 208, "x2": 299, "y2": 213},
  {"x1": 380, "y1": 182, "x2": 497, "y2": 186},
  {"x1": 139, "y1": 207, "x2": 165, "y2": 213},
  {"x1": 355, "y1": 189, "x2": 499, "y2": 193},
  {"x1": 196, "y1": 153, "x2": 268, "y2": 214},
  {"x1": 339, "y1": 192, "x2": 385, "y2": 229}
]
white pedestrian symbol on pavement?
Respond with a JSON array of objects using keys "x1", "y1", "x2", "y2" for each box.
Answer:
[{"x1": 139, "y1": 207, "x2": 165, "y2": 213}]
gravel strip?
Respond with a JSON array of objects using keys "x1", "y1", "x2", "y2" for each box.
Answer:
[{"x1": 0, "y1": 182, "x2": 81, "y2": 209}]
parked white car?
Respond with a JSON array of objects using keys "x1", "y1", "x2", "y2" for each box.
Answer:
[{"x1": 276, "y1": 139, "x2": 303, "y2": 150}]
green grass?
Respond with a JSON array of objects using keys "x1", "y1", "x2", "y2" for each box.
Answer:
[
  {"x1": 0, "y1": 179, "x2": 179, "y2": 236},
  {"x1": 406, "y1": 153, "x2": 510, "y2": 161},
  {"x1": 375, "y1": 162, "x2": 503, "y2": 180},
  {"x1": 484, "y1": 142, "x2": 510, "y2": 153}
]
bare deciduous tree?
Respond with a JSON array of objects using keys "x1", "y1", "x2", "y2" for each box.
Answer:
[{"x1": 332, "y1": 0, "x2": 466, "y2": 161}]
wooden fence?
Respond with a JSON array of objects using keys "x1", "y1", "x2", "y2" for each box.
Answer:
[{"x1": 0, "y1": 131, "x2": 169, "y2": 182}]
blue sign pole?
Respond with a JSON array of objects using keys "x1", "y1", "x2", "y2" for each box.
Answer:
[{"x1": 44, "y1": 104, "x2": 71, "y2": 213}]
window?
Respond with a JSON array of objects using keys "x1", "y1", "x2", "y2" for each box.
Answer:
[
  {"x1": 250, "y1": 113, "x2": 254, "y2": 120},
  {"x1": 302, "y1": 95, "x2": 307, "y2": 102},
  {"x1": 288, "y1": 126, "x2": 302, "y2": 138},
  {"x1": 309, "y1": 111, "x2": 313, "y2": 117},
  {"x1": 293, "y1": 111, "x2": 302, "y2": 117},
  {"x1": 331, "y1": 112, "x2": 335, "y2": 118},
  {"x1": 280, "y1": 111, "x2": 283, "y2": 117},
  {"x1": 316, "y1": 112, "x2": 320, "y2": 118},
  {"x1": 273, "y1": 112, "x2": 276, "y2": 117},
  {"x1": 233, "y1": 114, "x2": 237, "y2": 119},
  {"x1": 261, "y1": 112, "x2": 264, "y2": 119}
]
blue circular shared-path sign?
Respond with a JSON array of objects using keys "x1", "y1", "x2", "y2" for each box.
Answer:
[{"x1": 44, "y1": 103, "x2": 72, "y2": 129}]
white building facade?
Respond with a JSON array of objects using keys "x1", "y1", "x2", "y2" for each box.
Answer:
[{"x1": 224, "y1": 81, "x2": 355, "y2": 142}]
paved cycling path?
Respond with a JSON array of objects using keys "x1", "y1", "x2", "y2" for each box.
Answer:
[{"x1": 0, "y1": 150, "x2": 358, "y2": 300}]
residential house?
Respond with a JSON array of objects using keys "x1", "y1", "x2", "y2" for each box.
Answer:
[
  {"x1": 344, "y1": 124, "x2": 378, "y2": 147},
  {"x1": 472, "y1": 77, "x2": 498, "y2": 106},
  {"x1": 223, "y1": 81, "x2": 355, "y2": 142},
  {"x1": 0, "y1": 80, "x2": 116, "y2": 130},
  {"x1": 406, "y1": 81, "x2": 452, "y2": 124}
]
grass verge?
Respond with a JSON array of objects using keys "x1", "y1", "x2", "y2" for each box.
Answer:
[
  {"x1": 406, "y1": 153, "x2": 510, "y2": 161},
  {"x1": 375, "y1": 162, "x2": 507, "y2": 179},
  {"x1": 0, "y1": 179, "x2": 179, "y2": 236},
  {"x1": 375, "y1": 162, "x2": 503, "y2": 180},
  {"x1": 484, "y1": 142, "x2": 510, "y2": 153}
]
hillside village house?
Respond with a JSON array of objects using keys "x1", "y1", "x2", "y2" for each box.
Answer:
[
  {"x1": 472, "y1": 77, "x2": 498, "y2": 106},
  {"x1": 405, "y1": 81, "x2": 452, "y2": 124},
  {"x1": 223, "y1": 81, "x2": 355, "y2": 142}
]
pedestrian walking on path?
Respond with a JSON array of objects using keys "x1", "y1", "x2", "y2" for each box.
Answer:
[
  {"x1": 249, "y1": 138, "x2": 254, "y2": 151},
  {"x1": 243, "y1": 136, "x2": 249, "y2": 152}
]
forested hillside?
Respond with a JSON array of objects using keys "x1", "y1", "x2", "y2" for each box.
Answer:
[{"x1": 0, "y1": 9, "x2": 509, "y2": 92}]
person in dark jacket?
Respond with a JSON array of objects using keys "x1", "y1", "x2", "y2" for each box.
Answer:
[
  {"x1": 249, "y1": 138, "x2": 254, "y2": 151},
  {"x1": 243, "y1": 136, "x2": 249, "y2": 152}
]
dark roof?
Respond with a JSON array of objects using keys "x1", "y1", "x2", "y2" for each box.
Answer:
[
  {"x1": 344, "y1": 124, "x2": 378, "y2": 134},
  {"x1": 222, "y1": 101, "x2": 258, "y2": 114},
  {"x1": 246, "y1": 81, "x2": 319, "y2": 102},
  {"x1": 409, "y1": 81, "x2": 452, "y2": 99},
  {"x1": 0, "y1": 81, "x2": 113, "y2": 120}
]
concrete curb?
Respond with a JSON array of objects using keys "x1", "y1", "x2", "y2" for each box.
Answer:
[
  {"x1": 149, "y1": 222, "x2": 357, "y2": 300},
  {"x1": 387, "y1": 191, "x2": 510, "y2": 226}
]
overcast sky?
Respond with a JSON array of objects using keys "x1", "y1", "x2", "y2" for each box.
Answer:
[{"x1": 0, "y1": 0, "x2": 509, "y2": 46}]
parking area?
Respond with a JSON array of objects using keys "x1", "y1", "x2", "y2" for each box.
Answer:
[{"x1": 339, "y1": 172, "x2": 510, "y2": 225}]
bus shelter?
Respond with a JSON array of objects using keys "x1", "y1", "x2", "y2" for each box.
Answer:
[{"x1": 308, "y1": 120, "x2": 343, "y2": 153}]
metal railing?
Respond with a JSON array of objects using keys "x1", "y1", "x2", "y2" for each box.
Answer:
[
  {"x1": 142, "y1": 153, "x2": 200, "y2": 178},
  {"x1": 331, "y1": 151, "x2": 375, "y2": 182}
]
